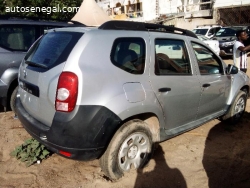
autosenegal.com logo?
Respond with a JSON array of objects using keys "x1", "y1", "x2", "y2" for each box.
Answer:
[{"x1": 5, "y1": 5, "x2": 80, "y2": 14}]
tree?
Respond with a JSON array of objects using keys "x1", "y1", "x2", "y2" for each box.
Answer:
[{"x1": 0, "y1": 0, "x2": 8, "y2": 14}]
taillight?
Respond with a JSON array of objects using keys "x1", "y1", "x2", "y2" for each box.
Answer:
[{"x1": 56, "y1": 72, "x2": 78, "y2": 112}]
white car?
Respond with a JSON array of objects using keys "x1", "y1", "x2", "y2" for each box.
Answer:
[
  {"x1": 192, "y1": 25, "x2": 221, "y2": 38},
  {"x1": 197, "y1": 34, "x2": 220, "y2": 55}
]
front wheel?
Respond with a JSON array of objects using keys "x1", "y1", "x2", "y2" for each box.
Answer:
[
  {"x1": 223, "y1": 91, "x2": 247, "y2": 124},
  {"x1": 99, "y1": 120, "x2": 154, "y2": 180}
]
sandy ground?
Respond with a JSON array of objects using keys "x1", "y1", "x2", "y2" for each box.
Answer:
[{"x1": 0, "y1": 59, "x2": 250, "y2": 188}]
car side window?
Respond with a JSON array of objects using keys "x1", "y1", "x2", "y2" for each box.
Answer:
[
  {"x1": 0, "y1": 25, "x2": 36, "y2": 51},
  {"x1": 191, "y1": 42, "x2": 223, "y2": 75},
  {"x1": 208, "y1": 28, "x2": 215, "y2": 35},
  {"x1": 155, "y1": 39, "x2": 191, "y2": 75},
  {"x1": 110, "y1": 38, "x2": 145, "y2": 74},
  {"x1": 215, "y1": 27, "x2": 221, "y2": 33}
]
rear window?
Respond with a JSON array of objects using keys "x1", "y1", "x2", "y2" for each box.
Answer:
[{"x1": 24, "y1": 31, "x2": 83, "y2": 69}]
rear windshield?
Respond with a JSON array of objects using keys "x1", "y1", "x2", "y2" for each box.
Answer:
[{"x1": 24, "y1": 31, "x2": 83, "y2": 69}]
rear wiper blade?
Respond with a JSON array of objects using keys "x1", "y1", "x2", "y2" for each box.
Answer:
[{"x1": 25, "y1": 61, "x2": 48, "y2": 69}]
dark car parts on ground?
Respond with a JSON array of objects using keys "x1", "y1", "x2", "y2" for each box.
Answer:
[{"x1": 0, "y1": 17, "x2": 82, "y2": 113}]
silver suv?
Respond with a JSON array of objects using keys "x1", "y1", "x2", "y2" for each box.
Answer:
[{"x1": 16, "y1": 21, "x2": 250, "y2": 180}]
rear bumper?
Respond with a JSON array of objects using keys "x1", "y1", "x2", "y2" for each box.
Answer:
[{"x1": 16, "y1": 97, "x2": 121, "y2": 160}]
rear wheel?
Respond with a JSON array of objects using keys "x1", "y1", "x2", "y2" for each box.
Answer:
[{"x1": 99, "y1": 120, "x2": 153, "y2": 180}]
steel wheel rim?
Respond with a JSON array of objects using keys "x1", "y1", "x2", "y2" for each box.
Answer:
[
  {"x1": 118, "y1": 132, "x2": 150, "y2": 171},
  {"x1": 234, "y1": 97, "x2": 245, "y2": 118}
]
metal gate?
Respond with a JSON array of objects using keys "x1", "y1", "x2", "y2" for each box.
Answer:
[{"x1": 217, "y1": 6, "x2": 250, "y2": 26}]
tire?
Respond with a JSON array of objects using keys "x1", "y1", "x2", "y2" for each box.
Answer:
[
  {"x1": 10, "y1": 86, "x2": 18, "y2": 114},
  {"x1": 99, "y1": 120, "x2": 154, "y2": 180},
  {"x1": 224, "y1": 91, "x2": 247, "y2": 124}
]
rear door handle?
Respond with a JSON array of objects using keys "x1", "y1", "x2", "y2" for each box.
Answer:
[
  {"x1": 202, "y1": 83, "x2": 210, "y2": 88},
  {"x1": 159, "y1": 88, "x2": 171, "y2": 92}
]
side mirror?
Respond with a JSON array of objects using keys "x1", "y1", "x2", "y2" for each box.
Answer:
[{"x1": 226, "y1": 64, "x2": 238, "y2": 74}]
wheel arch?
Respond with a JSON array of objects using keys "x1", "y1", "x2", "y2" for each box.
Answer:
[
  {"x1": 119, "y1": 113, "x2": 161, "y2": 143},
  {"x1": 221, "y1": 90, "x2": 247, "y2": 122},
  {"x1": 241, "y1": 85, "x2": 249, "y2": 98},
  {"x1": 1, "y1": 67, "x2": 19, "y2": 86},
  {"x1": 226, "y1": 72, "x2": 250, "y2": 105},
  {"x1": 1, "y1": 68, "x2": 19, "y2": 109}
]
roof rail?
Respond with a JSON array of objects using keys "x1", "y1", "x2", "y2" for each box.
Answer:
[{"x1": 99, "y1": 20, "x2": 197, "y2": 38}]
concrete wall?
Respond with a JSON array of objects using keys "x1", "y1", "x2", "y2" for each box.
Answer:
[
  {"x1": 159, "y1": 0, "x2": 179, "y2": 14},
  {"x1": 214, "y1": 0, "x2": 250, "y2": 8},
  {"x1": 142, "y1": 0, "x2": 157, "y2": 21},
  {"x1": 96, "y1": 0, "x2": 250, "y2": 25},
  {"x1": 164, "y1": 17, "x2": 217, "y2": 30}
]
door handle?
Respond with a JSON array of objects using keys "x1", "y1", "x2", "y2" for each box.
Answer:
[
  {"x1": 159, "y1": 88, "x2": 171, "y2": 92},
  {"x1": 202, "y1": 83, "x2": 210, "y2": 88}
]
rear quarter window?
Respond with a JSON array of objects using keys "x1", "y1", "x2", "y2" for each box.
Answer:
[
  {"x1": 25, "y1": 31, "x2": 83, "y2": 70},
  {"x1": 110, "y1": 37, "x2": 146, "y2": 74}
]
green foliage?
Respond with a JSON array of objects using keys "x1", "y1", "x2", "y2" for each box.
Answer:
[
  {"x1": 0, "y1": 0, "x2": 7, "y2": 13},
  {"x1": 0, "y1": 0, "x2": 82, "y2": 21},
  {"x1": 10, "y1": 138, "x2": 50, "y2": 167}
]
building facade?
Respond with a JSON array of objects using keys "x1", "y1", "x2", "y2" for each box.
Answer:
[{"x1": 96, "y1": 0, "x2": 250, "y2": 30}]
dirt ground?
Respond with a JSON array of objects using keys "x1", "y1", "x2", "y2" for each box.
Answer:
[{"x1": 1, "y1": 59, "x2": 250, "y2": 188}]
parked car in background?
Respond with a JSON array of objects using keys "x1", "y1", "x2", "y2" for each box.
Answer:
[
  {"x1": 213, "y1": 25, "x2": 250, "y2": 56},
  {"x1": 192, "y1": 24, "x2": 221, "y2": 39},
  {"x1": 196, "y1": 34, "x2": 220, "y2": 55},
  {"x1": 16, "y1": 20, "x2": 250, "y2": 180},
  {"x1": 0, "y1": 16, "x2": 81, "y2": 113}
]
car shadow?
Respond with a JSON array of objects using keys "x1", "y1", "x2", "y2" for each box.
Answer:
[
  {"x1": 134, "y1": 145, "x2": 187, "y2": 188},
  {"x1": 202, "y1": 112, "x2": 250, "y2": 188}
]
